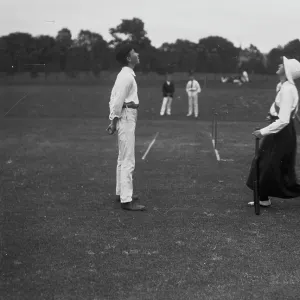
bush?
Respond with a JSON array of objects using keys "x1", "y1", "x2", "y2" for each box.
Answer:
[{"x1": 92, "y1": 65, "x2": 101, "y2": 77}]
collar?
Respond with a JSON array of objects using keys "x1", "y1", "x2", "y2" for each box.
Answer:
[
  {"x1": 122, "y1": 66, "x2": 136, "y2": 77},
  {"x1": 281, "y1": 80, "x2": 293, "y2": 88}
]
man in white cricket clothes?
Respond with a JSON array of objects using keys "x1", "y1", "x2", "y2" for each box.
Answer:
[
  {"x1": 106, "y1": 44, "x2": 146, "y2": 211},
  {"x1": 186, "y1": 71, "x2": 201, "y2": 118}
]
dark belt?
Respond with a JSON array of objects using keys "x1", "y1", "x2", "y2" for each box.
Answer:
[
  {"x1": 266, "y1": 113, "x2": 278, "y2": 122},
  {"x1": 266, "y1": 113, "x2": 294, "y2": 124},
  {"x1": 122, "y1": 102, "x2": 139, "y2": 109}
]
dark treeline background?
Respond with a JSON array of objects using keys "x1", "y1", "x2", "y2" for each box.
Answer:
[{"x1": 1, "y1": 17, "x2": 300, "y2": 77}]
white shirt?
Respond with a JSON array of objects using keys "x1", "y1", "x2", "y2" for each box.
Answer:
[
  {"x1": 276, "y1": 82, "x2": 282, "y2": 93},
  {"x1": 109, "y1": 66, "x2": 139, "y2": 120},
  {"x1": 260, "y1": 81, "x2": 299, "y2": 136},
  {"x1": 186, "y1": 80, "x2": 201, "y2": 94},
  {"x1": 268, "y1": 82, "x2": 283, "y2": 116}
]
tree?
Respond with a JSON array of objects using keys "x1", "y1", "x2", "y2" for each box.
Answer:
[
  {"x1": 267, "y1": 46, "x2": 283, "y2": 74},
  {"x1": 155, "y1": 43, "x2": 177, "y2": 73},
  {"x1": 32, "y1": 35, "x2": 56, "y2": 64},
  {"x1": 157, "y1": 40, "x2": 198, "y2": 72},
  {"x1": 109, "y1": 17, "x2": 151, "y2": 49},
  {"x1": 174, "y1": 40, "x2": 198, "y2": 72},
  {"x1": 0, "y1": 37, "x2": 6, "y2": 51},
  {"x1": 75, "y1": 30, "x2": 110, "y2": 71},
  {"x1": 109, "y1": 18, "x2": 156, "y2": 72},
  {"x1": 2, "y1": 32, "x2": 35, "y2": 72},
  {"x1": 198, "y1": 36, "x2": 239, "y2": 73},
  {"x1": 3, "y1": 19, "x2": 296, "y2": 75},
  {"x1": 239, "y1": 44, "x2": 267, "y2": 74},
  {"x1": 283, "y1": 39, "x2": 300, "y2": 61},
  {"x1": 0, "y1": 37, "x2": 11, "y2": 72}
]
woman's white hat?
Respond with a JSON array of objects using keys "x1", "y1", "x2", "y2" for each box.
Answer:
[{"x1": 283, "y1": 56, "x2": 300, "y2": 84}]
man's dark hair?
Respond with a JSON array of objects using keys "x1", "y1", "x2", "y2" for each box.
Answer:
[{"x1": 115, "y1": 44, "x2": 134, "y2": 66}]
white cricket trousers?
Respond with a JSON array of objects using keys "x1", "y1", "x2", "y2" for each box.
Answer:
[
  {"x1": 187, "y1": 92, "x2": 198, "y2": 117},
  {"x1": 160, "y1": 97, "x2": 173, "y2": 115},
  {"x1": 116, "y1": 108, "x2": 137, "y2": 203}
]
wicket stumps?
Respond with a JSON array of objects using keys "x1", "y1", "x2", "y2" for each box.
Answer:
[{"x1": 211, "y1": 109, "x2": 218, "y2": 150}]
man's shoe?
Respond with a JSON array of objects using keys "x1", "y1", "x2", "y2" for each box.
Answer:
[
  {"x1": 116, "y1": 195, "x2": 139, "y2": 202},
  {"x1": 121, "y1": 202, "x2": 146, "y2": 211},
  {"x1": 247, "y1": 199, "x2": 271, "y2": 207}
]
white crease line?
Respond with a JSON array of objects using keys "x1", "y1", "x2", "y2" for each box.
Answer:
[
  {"x1": 142, "y1": 132, "x2": 159, "y2": 160},
  {"x1": 214, "y1": 149, "x2": 220, "y2": 161},
  {"x1": 4, "y1": 94, "x2": 28, "y2": 117}
]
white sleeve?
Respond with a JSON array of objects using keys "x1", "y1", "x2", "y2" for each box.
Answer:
[
  {"x1": 109, "y1": 74, "x2": 132, "y2": 120},
  {"x1": 260, "y1": 86, "x2": 294, "y2": 136},
  {"x1": 197, "y1": 82, "x2": 201, "y2": 93},
  {"x1": 186, "y1": 82, "x2": 190, "y2": 93},
  {"x1": 269, "y1": 102, "x2": 277, "y2": 116}
]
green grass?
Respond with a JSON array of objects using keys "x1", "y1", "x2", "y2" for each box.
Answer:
[
  {"x1": 0, "y1": 83, "x2": 276, "y2": 121},
  {"x1": 2, "y1": 84, "x2": 300, "y2": 299}
]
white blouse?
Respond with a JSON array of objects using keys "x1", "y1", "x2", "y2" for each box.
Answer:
[{"x1": 260, "y1": 81, "x2": 299, "y2": 136}]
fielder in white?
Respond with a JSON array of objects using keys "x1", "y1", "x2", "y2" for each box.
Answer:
[
  {"x1": 186, "y1": 72, "x2": 201, "y2": 118},
  {"x1": 106, "y1": 44, "x2": 145, "y2": 211}
]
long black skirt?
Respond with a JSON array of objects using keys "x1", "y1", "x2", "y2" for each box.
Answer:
[{"x1": 246, "y1": 119, "x2": 300, "y2": 199}]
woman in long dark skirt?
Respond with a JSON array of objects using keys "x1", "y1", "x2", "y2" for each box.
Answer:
[{"x1": 247, "y1": 56, "x2": 300, "y2": 207}]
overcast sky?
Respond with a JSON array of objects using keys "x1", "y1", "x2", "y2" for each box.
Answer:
[{"x1": 2, "y1": 0, "x2": 300, "y2": 53}]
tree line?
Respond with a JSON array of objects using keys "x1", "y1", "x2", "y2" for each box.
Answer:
[{"x1": 0, "y1": 17, "x2": 299, "y2": 77}]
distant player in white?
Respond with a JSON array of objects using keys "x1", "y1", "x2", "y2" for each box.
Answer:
[
  {"x1": 242, "y1": 70, "x2": 249, "y2": 83},
  {"x1": 186, "y1": 71, "x2": 201, "y2": 118},
  {"x1": 160, "y1": 73, "x2": 175, "y2": 116}
]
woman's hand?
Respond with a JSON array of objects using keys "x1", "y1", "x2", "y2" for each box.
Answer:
[{"x1": 252, "y1": 130, "x2": 263, "y2": 139}]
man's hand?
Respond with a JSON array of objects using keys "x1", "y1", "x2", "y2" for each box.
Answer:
[
  {"x1": 252, "y1": 130, "x2": 263, "y2": 139},
  {"x1": 106, "y1": 123, "x2": 116, "y2": 135},
  {"x1": 106, "y1": 118, "x2": 118, "y2": 135}
]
